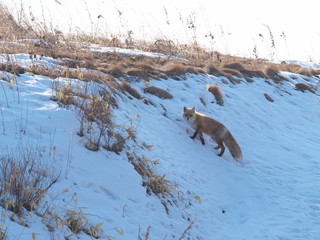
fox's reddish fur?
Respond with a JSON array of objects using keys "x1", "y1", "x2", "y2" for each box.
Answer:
[{"x1": 183, "y1": 107, "x2": 242, "y2": 161}]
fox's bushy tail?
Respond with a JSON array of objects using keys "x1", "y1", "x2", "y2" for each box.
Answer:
[{"x1": 223, "y1": 131, "x2": 242, "y2": 161}]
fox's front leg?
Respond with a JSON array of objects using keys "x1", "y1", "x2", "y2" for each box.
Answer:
[
  {"x1": 190, "y1": 127, "x2": 205, "y2": 145},
  {"x1": 199, "y1": 132, "x2": 205, "y2": 145}
]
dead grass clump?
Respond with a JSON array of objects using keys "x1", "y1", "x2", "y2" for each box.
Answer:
[
  {"x1": 127, "y1": 153, "x2": 176, "y2": 198},
  {"x1": 264, "y1": 93, "x2": 274, "y2": 102},
  {"x1": 28, "y1": 65, "x2": 62, "y2": 79},
  {"x1": 98, "y1": 81, "x2": 119, "y2": 108},
  {"x1": 148, "y1": 39, "x2": 176, "y2": 56},
  {"x1": 222, "y1": 68, "x2": 243, "y2": 78},
  {"x1": 311, "y1": 69, "x2": 320, "y2": 77},
  {"x1": 80, "y1": 59, "x2": 97, "y2": 70},
  {"x1": 103, "y1": 130, "x2": 126, "y2": 155},
  {"x1": 205, "y1": 63, "x2": 222, "y2": 76},
  {"x1": 240, "y1": 69, "x2": 266, "y2": 79},
  {"x1": 144, "y1": 86, "x2": 173, "y2": 99},
  {"x1": 119, "y1": 81, "x2": 141, "y2": 99},
  {"x1": 65, "y1": 209, "x2": 104, "y2": 238},
  {"x1": 294, "y1": 82, "x2": 315, "y2": 93},
  {"x1": 101, "y1": 65, "x2": 124, "y2": 79},
  {"x1": 62, "y1": 59, "x2": 81, "y2": 69},
  {"x1": 265, "y1": 66, "x2": 288, "y2": 83},
  {"x1": 223, "y1": 62, "x2": 245, "y2": 72},
  {"x1": 163, "y1": 62, "x2": 187, "y2": 76},
  {"x1": 54, "y1": 85, "x2": 75, "y2": 106},
  {"x1": 78, "y1": 72, "x2": 105, "y2": 83},
  {"x1": 126, "y1": 67, "x2": 149, "y2": 80},
  {"x1": 136, "y1": 62, "x2": 165, "y2": 80},
  {"x1": 297, "y1": 68, "x2": 314, "y2": 77},
  {"x1": 265, "y1": 67, "x2": 279, "y2": 78},
  {"x1": 222, "y1": 61, "x2": 266, "y2": 79},
  {"x1": 0, "y1": 63, "x2": 26, "y2": 76},
  {"x1": 0, "y1": 146, "x2": 59, "y2": 215},
  {"x1": 206, "y1": 84, "x2": 224, "y2": 106},
  {"x1": 223, "y1": 73, "x2": 241, "y2": 84}
]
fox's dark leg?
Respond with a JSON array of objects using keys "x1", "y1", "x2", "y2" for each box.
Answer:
[
  {"x1": 190, "y1": 127, "x2": 202, "y2": 140},
  {"x1": 216, "y1": 141, "x2": 225, "y2": 157},
  {"x1": 214, "y1": 140, "x2": 226, "y2": 157},
  {"x1": 199, "y1": 132, "x2": 205, "y2": 145},
  {"x1": 212, "y1": 137, "x2": 221, "y2": 150}
]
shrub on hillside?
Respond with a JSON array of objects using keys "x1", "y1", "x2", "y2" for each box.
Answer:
[{"x1": 0, "y1": 146, "x2": 59, "y2": 215}]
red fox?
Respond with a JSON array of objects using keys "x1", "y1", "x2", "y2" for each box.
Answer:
[{"x1": 183, "y1": 107, "x2": 242, "y2": 161}]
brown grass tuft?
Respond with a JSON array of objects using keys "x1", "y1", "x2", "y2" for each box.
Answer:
[
  {"x1": 126, "y1": 67, "x2": 149, "y2": 80},
  {"x1": 240, "y1": 69, "x2": 266, "y2": 79},
  {"x1": 206, "y1": 84, "x2": 224, "y2": 106},
  {"x1": 101, "y1": 64, "x2": 125, "y2": 79},
  {"x1": 119, "y1": 81, "x2": 141, "y2": 99},
  {"x1": 144, "y1": 86, "x2": 173, "y2": 99},
  {"x1": 28, "y1": 65, "x2": 62, "y2": 79},
  {"x1": 265, "y1": 67, "x2": 279, "y2": 79},
  {"x1": 163, "y1": 62, "x2": 187, "y2": 76},
  {"x1": 222, "y1": 68, "x2": 243, "y2": 78},
  {"x1": 294, "y1": 82, "x2": 315, "y2": 93},
  {"x1": 264, "y1": 93, "x2": 274, "y2": 102},
  {"x1": 103, "y1": 130, "x2": 126, "y2": 155},
  {"x1": 0, "y1": 63, "x2": 26, "y2": 76},
  {"x1": 223, "y1": 62, "x2": 245, "y2": 71},
  {"x1": 205, "y1": 62, "x2": 222, "y2": 76}
]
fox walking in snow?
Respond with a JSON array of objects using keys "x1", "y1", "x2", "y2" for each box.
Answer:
[{"x1": 183, "y1": 107, "x2": 242, "y2": 161}]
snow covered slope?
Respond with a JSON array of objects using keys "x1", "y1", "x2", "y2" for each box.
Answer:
[{"x1": 0, "y1": 50, "x2": 319, "y2": 240}]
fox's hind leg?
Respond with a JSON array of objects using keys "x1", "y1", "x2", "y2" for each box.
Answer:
[
  {"x1": 217, "y1": 142, "x2": 225, "y2": 157},
  {"x1": 213, "y1": 139, "x2": 225, "y2": 157}
]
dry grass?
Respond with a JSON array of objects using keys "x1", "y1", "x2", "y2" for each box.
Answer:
[
  {"x1": 0, "y1": 5, "x2": 34, "y2": 40},
  {"x1": 206, "y1": 84, "x2": 224, "y2": 106},
  {"x1": 119, "y1": 81, "x2": 141, "y2": 99},
  {"x1": 163, "y1": 62, "x2": 188, "y2": 77},
  {"x1": 1, "y1": 4, "x2": 319, "y2": 86},
  {"x1": 1, "y1": 2, "x2": 319, "y2": 87},
  {"x1": 294, "y1": 82, "x2": 315, "y2": 93},
  {"x1": 0, "y1": 146, "x2": 59, "y2": 215},
  {"x1": 264, "y1": 93, "x2": 275, "y2": 102},
  {"x1": 144, "y1": 86, "x2": 173, "y2": 99},
  {"x1": 103, "y1": 130, "x2": 126, "y2": 155},
  {"x1": 205, "y1": 62, "x2": 222, "y2": 76},
  {"x1": 223, "y1": 62, "x2": 245, "y2": 72},
  {"x1": 222, "y1": 68, "x2": 243, "y2": 78},
  {"x1": 0, "y1": 63, "x2": 26, "y2": 76},
  {"x1": 127, "y1": 153, "x2": 178, "y2": 198},
  {"x1": 100, "y1": 64, "x2": 125, "y2": 79},
  {"x1": 126, "y1": 67, "x2": 149, "y2": 80}
]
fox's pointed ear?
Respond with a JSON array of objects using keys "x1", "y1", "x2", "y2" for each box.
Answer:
[
  {"x1": 183, "y1": 106, "x2": 187, "y2": 112},
  {"x1": 191, "y1": 107, "x2": 195, "y2": 113}
]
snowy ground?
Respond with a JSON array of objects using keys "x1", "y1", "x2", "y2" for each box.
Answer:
[{"x1": 0, "y1": 48, "x2": 320, "y2": 240}]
